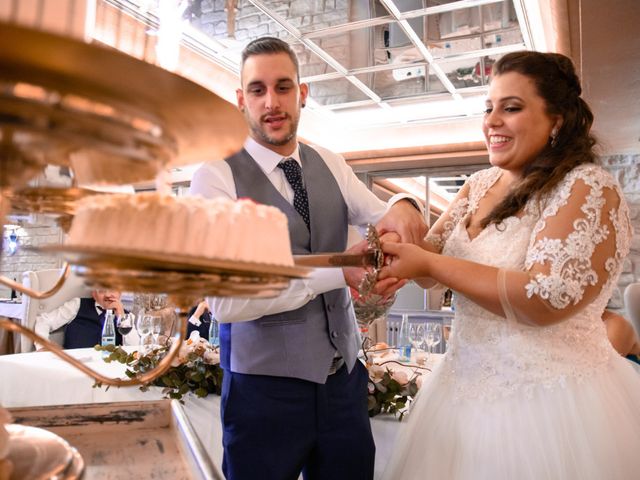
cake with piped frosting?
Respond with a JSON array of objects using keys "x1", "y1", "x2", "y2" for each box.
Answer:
[{"x1": 67, "y1": 193, "x2": 294, "y2": 266}]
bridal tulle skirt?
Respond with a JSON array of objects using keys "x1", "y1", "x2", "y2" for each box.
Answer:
[{"x1": 382, "y1": 356, "x2": 640, "y2": 480}]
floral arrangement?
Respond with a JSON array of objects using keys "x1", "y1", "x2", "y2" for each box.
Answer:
[
  {"x1": 95, "y1": 333, "x2": 424, "y2": 421},
  {"x1": 95, "y1": 332, "x2": 223, "y2": 401},
  {"x1": 364, "y1": 343, "x2": 424, "y2": 421}
]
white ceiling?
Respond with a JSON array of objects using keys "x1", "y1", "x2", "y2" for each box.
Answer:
[{"x1": 106, "y1": 0, "x2": 639, "y2": 156}]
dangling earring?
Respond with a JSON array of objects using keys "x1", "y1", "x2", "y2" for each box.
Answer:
[{"x1": 550, "y1": 128, "x2": 559, "y2": 148}]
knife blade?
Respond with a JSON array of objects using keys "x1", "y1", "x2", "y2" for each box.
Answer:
[{"x1": 294, "y1": 250, "x2": 382, "y2": 268}]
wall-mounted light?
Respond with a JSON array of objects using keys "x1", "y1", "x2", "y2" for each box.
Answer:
[{"x1": 4, "y1": 225, "x2": 20, "y2": 256}]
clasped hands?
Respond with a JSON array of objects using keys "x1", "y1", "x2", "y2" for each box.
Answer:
[{"x1": 343, "y1": 199, "x2": 428, "y2": 299}]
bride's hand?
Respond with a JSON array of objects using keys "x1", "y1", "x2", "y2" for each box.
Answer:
[{"x1": 379, "y1": 242, "x2": 427, "y2": 280}]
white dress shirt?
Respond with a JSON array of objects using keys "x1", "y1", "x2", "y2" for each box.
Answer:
[
  {"x1": 189, "y1": 138, "x2": 416, "y2": 323},
  {"x1": 35, "y1": 297, "x2": 85, "y2": 341}
]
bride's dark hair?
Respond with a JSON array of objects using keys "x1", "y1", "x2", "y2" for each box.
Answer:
[{"x1": 481, "y1": 51, "x2": 598, "y2": 228}]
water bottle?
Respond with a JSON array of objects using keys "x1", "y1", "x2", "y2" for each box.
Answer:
[
  {"x1": 208, "y1": 315, "x2": 220, "y2": 347},
  {"x1": 101, "y1": 309, "x2": 116, "y2": 356},
  {"x1": 397, "y1": 314, "x2": 412, "y2": 362}
]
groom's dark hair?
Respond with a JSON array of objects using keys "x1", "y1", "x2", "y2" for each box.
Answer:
[{"x1": 241, "y1": 36, "x2": 300, "y2": 81}]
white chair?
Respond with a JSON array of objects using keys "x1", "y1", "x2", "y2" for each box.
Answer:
[
  {"x1": 20, "y1": 268, "x2": 92, "y2": 352},
  {"x1": 624, "y1": 282, "x2": 640, "y2": 337}
]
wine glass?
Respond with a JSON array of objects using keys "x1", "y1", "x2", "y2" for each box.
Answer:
[
  {"x1": 117, "y1": 313, "x2": 134, "y2": 340},
  {"x1": 135, "y1": 314, "x2": 153, "y2": 347},
  {"x1": 151, "y1": 315, "x2": 163, "y2": 345},
  {"x1": 424, "y1": 323, "x2": 442, "y2": 354},
  {"x1": 409, "y1": 323, "x2": 425, "y2": 351}
]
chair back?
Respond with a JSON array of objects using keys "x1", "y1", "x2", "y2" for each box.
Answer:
[
  {"x1": 20, "y1": 268, "x2": 92, "y2": 352},
  {"x1": 624, "y1": 282, "x2": 640, "y2": 336}
]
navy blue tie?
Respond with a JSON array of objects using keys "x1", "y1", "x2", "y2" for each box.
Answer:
[{"x1": 278, "y1": 158, "x2": 311, "y2": 231}]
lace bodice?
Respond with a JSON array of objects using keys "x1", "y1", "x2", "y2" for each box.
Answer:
[{"x1": 435, "y1": 165, "x2": 632, "y2": 402}]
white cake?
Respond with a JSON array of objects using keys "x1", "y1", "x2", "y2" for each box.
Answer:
[
  {"x1": 67, "y1": 193, "x2": 294, "y2": 266},
  {"x1": 0, "y1": 407, "x2": 12, "y2": 480}
]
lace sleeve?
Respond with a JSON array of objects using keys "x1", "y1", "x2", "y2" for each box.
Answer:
[
  {"x1": 497, "y1": 165, "x2": 631, "y2": 325},
  {"x1": 424, "y1": 194, "x2": 469, "y2": 252}
]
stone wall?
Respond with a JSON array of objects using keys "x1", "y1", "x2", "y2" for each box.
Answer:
[{"x1": 602, "y1": 154, "x2": 640, "y2": 314}]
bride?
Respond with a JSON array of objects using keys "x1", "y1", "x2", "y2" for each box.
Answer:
[{"x1": 380, "y1": 51, "x2": 640, "y2": 479}]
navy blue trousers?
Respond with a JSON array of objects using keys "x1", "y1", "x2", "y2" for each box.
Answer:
[{"x1": 220, "y1": 361, "x2": 375, "y2": 480}]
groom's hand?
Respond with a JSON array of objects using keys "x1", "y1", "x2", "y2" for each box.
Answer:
[{"x1": 343, "y1": 238, "x2": 406, "y2": 297}]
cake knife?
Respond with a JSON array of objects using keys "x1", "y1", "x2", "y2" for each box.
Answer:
[
  {"x1": 293, "y1": 225, "x2": 385, "y2": 270},
  {"x1": 293, "y1": 250, "x2": 382, "y2": 268}
]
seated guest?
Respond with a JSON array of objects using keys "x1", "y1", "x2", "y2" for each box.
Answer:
[
  {"x1": 35, "y1": 289, "x2": 131, "y2": 349},
  {"x1": 602, "y1": 309, "x2": 640, "y2": 362}
]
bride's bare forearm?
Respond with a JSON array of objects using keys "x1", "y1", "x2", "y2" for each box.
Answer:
[{"x1": 423, "y1": 252, "x2": 505, "y2": 316}]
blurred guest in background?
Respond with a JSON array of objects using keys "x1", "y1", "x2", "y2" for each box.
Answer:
[
  {"x1": 603, "y1": 309, "x2": 640, "y2": 361},
  {"x1": 35, "y1": 289, "x2": 131, "y2": 349}
]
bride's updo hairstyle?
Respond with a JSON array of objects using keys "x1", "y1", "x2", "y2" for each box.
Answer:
[{"x1": 480, "y1": 51, "x2": 597, "y2": 228}]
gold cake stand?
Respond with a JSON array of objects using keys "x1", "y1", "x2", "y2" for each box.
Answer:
[
  {"x1": 0, "y1": 21, "x2": 248, "y2": 185},
  {"x1": 5, "y1": 186, "x2": 104, "y2": 216},
  {"x1": 0, "y1": 19, "x2": 247, "y2": 480},
  {"x1": 0, "y1": 19, "x2": 252, "y2": 389}
]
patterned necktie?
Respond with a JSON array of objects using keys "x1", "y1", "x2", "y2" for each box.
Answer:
[{"x1": 278, "y1": 158, "x2": 311, "y2": 231}]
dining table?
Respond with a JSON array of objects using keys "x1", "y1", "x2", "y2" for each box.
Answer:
[
  {"x1": 0, "y1": 299, "x2": 23, "y2": 354},
  {"x1": 0, "y1": 346, "x2": 442, "y2": 479}
]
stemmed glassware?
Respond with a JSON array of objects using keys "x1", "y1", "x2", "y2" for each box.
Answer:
[
  {"x1": 151, "y1": 315, "x2": 163, "y2": 345},
  {"x1": 424, "y1": 322, "x2": 442, "y2": 355},
  {"x1": 409, "y1": 323, "x2": 425, "y2": 352},
  {"x1": 116, "y1": 313, "x2": 134, "y2": 341},
  {"x1": 135, "y1": 314, "x2": 153, "y2": 347}
]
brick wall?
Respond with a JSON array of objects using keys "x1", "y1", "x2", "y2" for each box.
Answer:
[{"x1": 0, "y1": 219, "x2": 64, "y2": 295}]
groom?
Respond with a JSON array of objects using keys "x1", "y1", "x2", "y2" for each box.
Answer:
[{"x1": 190, "y1": 36, "x2": 426, "y2": 479}]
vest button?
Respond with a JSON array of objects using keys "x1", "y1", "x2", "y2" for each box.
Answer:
[
  {"x1": 331, "y1": 331, "x2": 338, "y2": 339},
  {"x1": 327, "y1": 305, "x2": 333, "y2": 312}
]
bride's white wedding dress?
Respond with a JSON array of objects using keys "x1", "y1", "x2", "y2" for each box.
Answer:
[{"x1": 383, "y1": 165, "x2": 640, "y2": 480}]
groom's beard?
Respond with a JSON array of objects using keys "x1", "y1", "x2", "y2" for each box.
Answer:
[{"x1": 246, "y1": 110, "x2": 300, "y2": 147}]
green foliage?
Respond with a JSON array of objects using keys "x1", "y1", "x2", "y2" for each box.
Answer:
[
  {"x1": 367, "y1": 366, "x2": 421, "y2": 422},
  {"x1": 95, "y1": 342, "x2": 223, "y2": 402}
]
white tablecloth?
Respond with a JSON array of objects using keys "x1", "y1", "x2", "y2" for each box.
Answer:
[
  {"x1": 0, "y1": 348, "x2": 226, "y2": 470},
  {"x1": 0, "y1": 348, "x2": 440, "y2": 478},
  {"x1": 0, "y1": 300, "x2": 23, "y2": 320}
]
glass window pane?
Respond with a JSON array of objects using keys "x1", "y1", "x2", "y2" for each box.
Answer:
[
  {"x1": 482, "y1": 1, "x2": 519, "y2": 32},
  {"x1": 394, "y1": 0, "x2": 459, "y2": 14},
  {"x1": 355, "y1": 65, "x2": 446, "y2": 101},
  {"x1": 429, "y1": 36, "x2": 483, "y2": 58},
  {"x1": 254, "y1": 0, "x2": 391, "y2": 35},
  {"x1": 439, "y1": 53, "x2": 513, "y2": 88},
  {"x1": 290, "y1": 42, "x2": 337, "y2": 78},
  {"x1": 307, "y1": 77, "x2": 370, "y2": 106},
  {"x1": 308, "y1": 25, "x2": 387, "y2": 71}
]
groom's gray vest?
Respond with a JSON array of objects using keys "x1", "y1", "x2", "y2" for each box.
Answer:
[{"x1": 222, "y1": 143, "x2": 360, "y2": 383}]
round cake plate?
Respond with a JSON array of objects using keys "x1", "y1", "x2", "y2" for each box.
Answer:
[
  {"x1": 6, "y1": 186, "x2": 106, "y2": 215},
  {"x1": 33, "y1": 245, "x2": 311, "y2": 298},
  {"x1": 0, "y1": 21, "x2": 248, "y2": 173},
  {"x1": 36, "y1": 245, "x2": 310, "y2": 278},
  {"x1": 5, "y1": 424, "x2": 80, "y2": 479}
]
